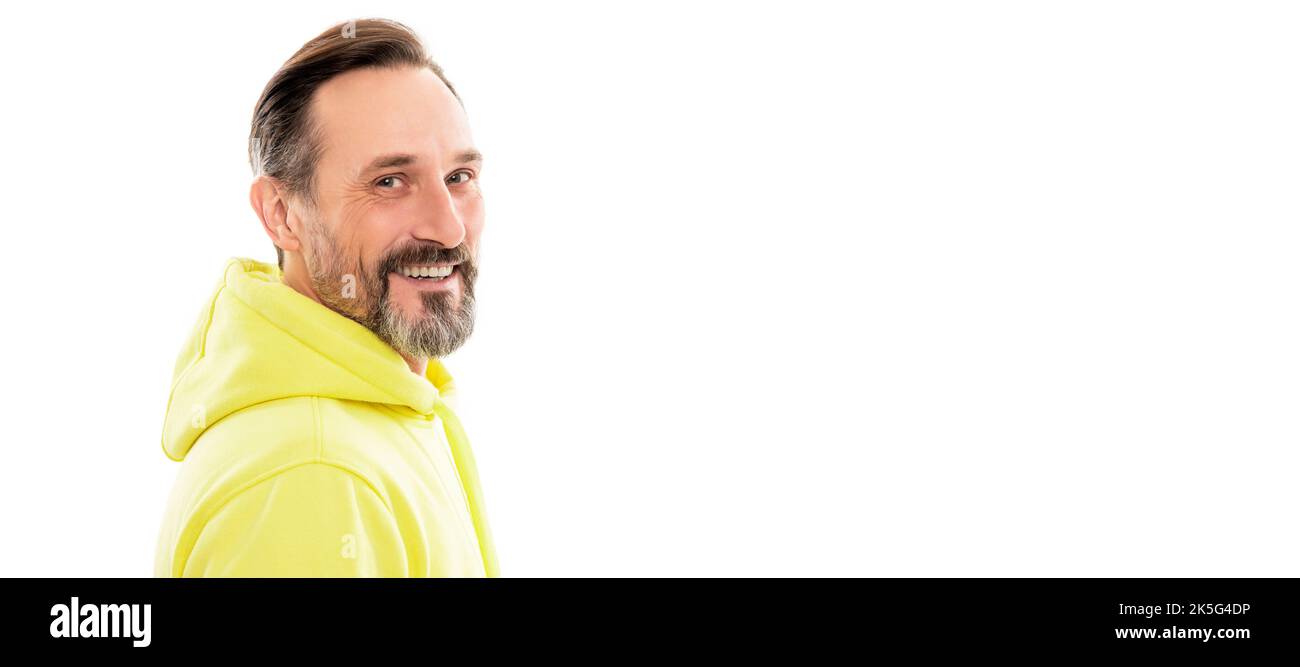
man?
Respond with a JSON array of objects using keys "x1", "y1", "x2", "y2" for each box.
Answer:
[{"x1": 154, "y1": 18, "x2": 499, "y2": 577}]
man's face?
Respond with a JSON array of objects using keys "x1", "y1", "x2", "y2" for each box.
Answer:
[{"x1": 295, "y1": 65, "x2": 485, "y2": 359}]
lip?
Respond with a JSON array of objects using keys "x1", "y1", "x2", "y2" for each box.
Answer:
[{"x1": 389, "y1": 265, "x2": 460, "y2": 291}]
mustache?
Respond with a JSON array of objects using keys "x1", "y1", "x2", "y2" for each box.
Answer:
[{"x1": 377, "y1": 243, "x2": 475, "y2": 276}]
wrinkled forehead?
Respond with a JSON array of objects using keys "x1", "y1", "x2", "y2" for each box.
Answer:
[{"x1": 310, "y1": 66, "x2": 474, "y2": 177}]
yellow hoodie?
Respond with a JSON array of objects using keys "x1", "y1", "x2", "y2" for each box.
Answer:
[{"x1": 154, "y1": 258, "x2": 499, "y2": 577}]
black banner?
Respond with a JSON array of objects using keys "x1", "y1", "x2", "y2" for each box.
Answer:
[{"x1": 2, "y1": 578, "x2": 1290, "y2": 655}]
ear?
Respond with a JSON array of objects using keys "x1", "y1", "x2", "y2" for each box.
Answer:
[{"x1": 249, "y1": 176, "x2": 303, "y2": 255}]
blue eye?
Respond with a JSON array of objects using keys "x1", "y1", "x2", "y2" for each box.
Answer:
[
  {"x1": 376, "y1": 175, "x2": 405, "y2": 189},
  {"x1": 447, "y1": 170, "x2": 474, "y2": 185}
]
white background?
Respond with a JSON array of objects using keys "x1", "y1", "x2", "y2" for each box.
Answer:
[{"x1": 1, "y1": 0, "x2": 1297, "y2": 576}]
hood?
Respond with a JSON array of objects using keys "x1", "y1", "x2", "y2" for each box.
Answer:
[{"x1": 161, "y1": 257, "x2": 454, "y2": 462}]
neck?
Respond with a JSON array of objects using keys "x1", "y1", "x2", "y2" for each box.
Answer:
[
  {"x1": 279, "y1": 256, "x2": 320, "y2": 303},
  {"x1": 280, "y1": 258, "x2": 429, "y2": 378},
  {"x1": 402, "y1": 353, "x2": 428, "y2": 377}
]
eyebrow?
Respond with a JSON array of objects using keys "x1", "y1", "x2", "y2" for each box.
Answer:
[{"x1": 360, "y1": 149, "x2": 484, "y2": 175}]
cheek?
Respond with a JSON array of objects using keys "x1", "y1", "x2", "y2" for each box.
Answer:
[
  {"x1": 345, "y1": 214, "x2": 401, "y2": 269},
  {"x1": 460, "y1": 197, "x2": 486, "y2": 244}
]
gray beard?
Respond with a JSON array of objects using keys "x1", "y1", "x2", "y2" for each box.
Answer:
[
  {"x1": 305, "y1": 222, "x2": 477, "y2": 360},
  {"x1": 370, "y1": 284, "x2": 476, "y2": 360}
]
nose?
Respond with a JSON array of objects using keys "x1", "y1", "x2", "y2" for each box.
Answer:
[{"x1": 411, "y1": 180, "x2": 466, "y2": 248}]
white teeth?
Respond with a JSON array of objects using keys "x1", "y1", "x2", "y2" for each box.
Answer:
[{"x1": 398, "y1": 265, "x2": 454, "y2": 279}]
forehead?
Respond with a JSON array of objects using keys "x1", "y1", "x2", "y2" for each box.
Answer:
[{"x1": 310, "y1": 65, "x2": 473, "y2": 170}]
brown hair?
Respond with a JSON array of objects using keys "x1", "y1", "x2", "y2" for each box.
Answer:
[{"x1": 249, "y1": 18, "x2": 461, "y2": 268}]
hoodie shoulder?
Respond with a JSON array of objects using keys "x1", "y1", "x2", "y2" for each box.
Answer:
[
  {"x1": 162, "y1": 460, "x2": 407, "y2": 577},
  {"x1": 182, "y1": 395, "x2": 400, "y2": 486}
]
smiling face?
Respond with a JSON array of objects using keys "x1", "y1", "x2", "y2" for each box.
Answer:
[{"x1": 287, "y1": 65, "x2": 485, "y2": 360}]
